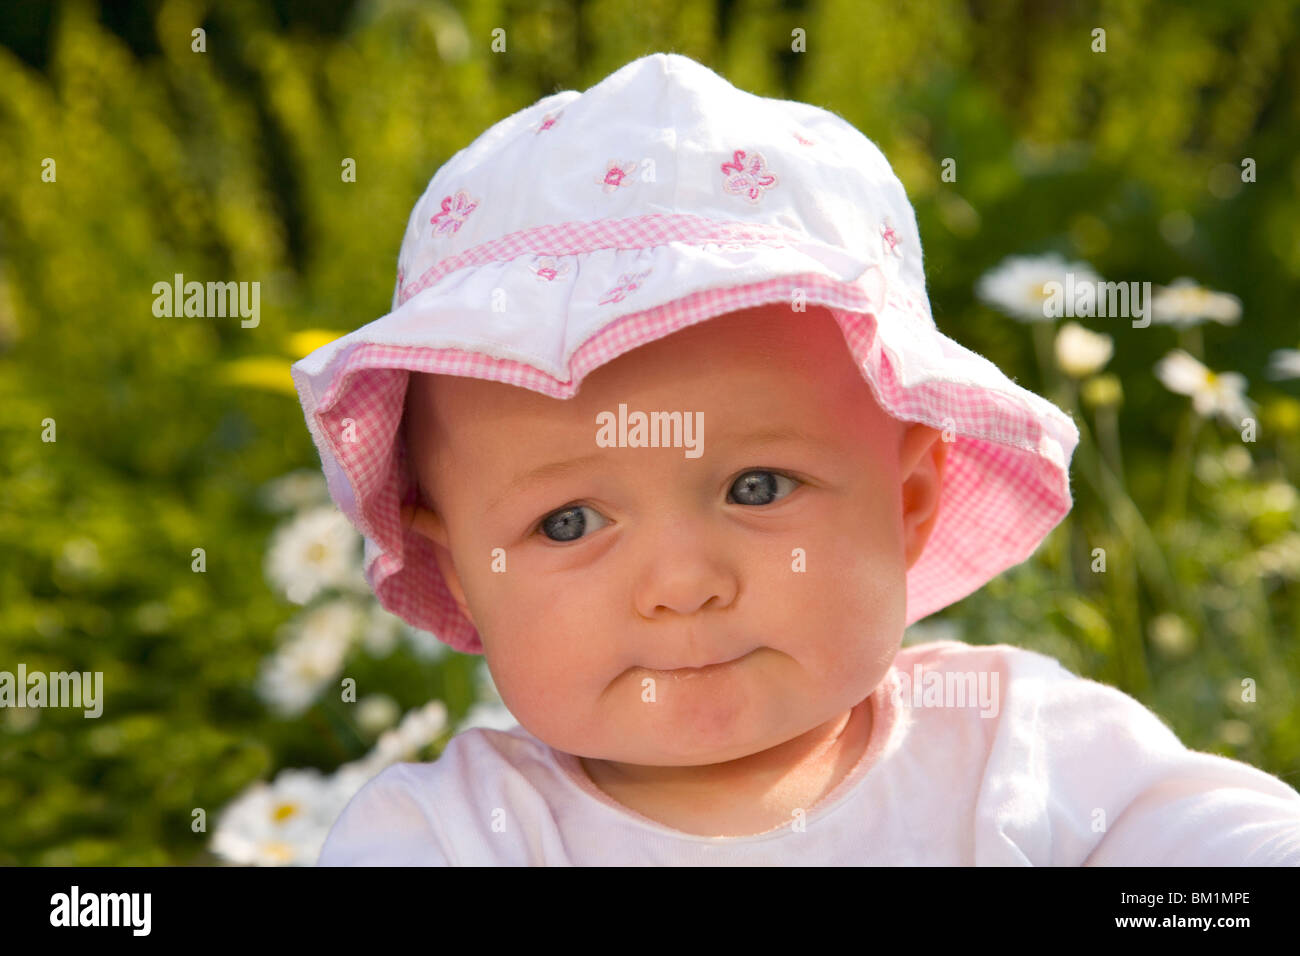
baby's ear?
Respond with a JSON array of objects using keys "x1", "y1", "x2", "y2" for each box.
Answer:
[
  {"x1": 898, "y1": 423, "x2": 948, "y2": 570},
  {"x1": 401, "y1": 504, "x2": 477, "y2": 628},
  {"x1": 402, "y1": 503, "x2": 449, "y2": 548}
]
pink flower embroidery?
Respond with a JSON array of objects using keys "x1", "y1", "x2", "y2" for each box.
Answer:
[
  {"x1": 792, "y1": 132, "x2": 815, "y2": 146},
  {"x1": 720, "y1": 149, "x2": 777, "y2": 203},
  {"x1": 535, "y1": 111, "x2": 561, "y2": 133},
  {"x1": 429, "y1": 190, "x2": 478, "y2": 236},
  {"x1": 531, "y1": 256, "x2": 571, "y2": 282},
  {"x1": 599, "y1": 270, "x2": 651, "y2": 305},
  {"x1": 881, "y1": 218, "x2": 903, "y2": 258},
  {"x1": 597, "y1": 160, "x2": 637, "y2": 193}
]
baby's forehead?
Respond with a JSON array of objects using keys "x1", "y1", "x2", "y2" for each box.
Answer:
[{"x1": 407, "y1": 342, "x2": 899, "y2": 482}]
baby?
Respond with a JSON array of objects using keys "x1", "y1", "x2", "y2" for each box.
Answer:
[
  {"x1": 400, "y1": 304, "x2": 936, "y2": 840},
  {"x1": 294, "y1": 53, "x2": 1300, "y2": 864}
]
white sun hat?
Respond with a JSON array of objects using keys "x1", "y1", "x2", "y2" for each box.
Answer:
[{"x1": 290, "y1": 52, "x2": 1080, "y2": 656}]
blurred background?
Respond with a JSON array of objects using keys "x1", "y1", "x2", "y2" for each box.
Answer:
[{"x1": 1, "y1": 0, "x2": 1298, "y2": 865}]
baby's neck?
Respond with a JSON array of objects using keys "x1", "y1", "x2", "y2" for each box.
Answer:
[{"x1": 578, "y1": 699, "x2": 874, "y2": 837}]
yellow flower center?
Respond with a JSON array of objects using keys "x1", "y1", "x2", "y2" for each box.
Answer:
[
  {"x1": 306, "y1": 542, "x2": 327, "y2": 563},
  {"x1": 272, "y1": 801, "x2": 300, "y2": 823}
]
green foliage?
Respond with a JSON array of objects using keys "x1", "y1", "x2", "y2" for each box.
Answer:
[{"x1": 1, "y1": 0, "x2": 1299, "y2": 863}]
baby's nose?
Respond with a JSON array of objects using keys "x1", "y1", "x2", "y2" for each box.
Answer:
[{"x1": 631, "y1": 526, "x2": 739, "y2": 620}]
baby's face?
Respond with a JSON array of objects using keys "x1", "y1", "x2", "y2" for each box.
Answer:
[{"x1": 404, "y1": 305, "x2": 945, "y2": 767}]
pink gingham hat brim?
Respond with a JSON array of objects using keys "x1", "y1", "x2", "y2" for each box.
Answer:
[{"x1": 291, "y1": 54, "x2": 1079, "y2": 655}]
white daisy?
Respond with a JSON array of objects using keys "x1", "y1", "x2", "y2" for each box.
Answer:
[
  {"x1": 210, "y1": 768, "x2": 343, "y2": 866},
  {"x1": 367, "y1": 700, "x2": 450, "y2": 768},
  {"x1": 331, "y1": 699, "x2": 451, "y2": 791},
  {"x1": 257, "y1": 600, "x2": 362, "y2": 716},
  {"x1": 975, "y1": 253, "x2": 1101, "y2": 322},
  {"x1": 397, "y1": 700, "x2": 448, "y2": 749},
  {"x1": 1267, "y1": 348, "x2": 1300, "y2": 380},
  {"x1": 1154, "y1": 350, "x2": 1255, "y2": 427},
  {"x1": 1151, "y1": 278, "x2": 1242, "y2": 327},
  {"x1": 1054, "y1": 321, "x2": 1114, "y2": 378},
  {"x1": 211, "y1": 700, "x2": 453, "y2": 866},
  {"x1": 264, "y1": 506, "x2": 365, "y2": 605}
]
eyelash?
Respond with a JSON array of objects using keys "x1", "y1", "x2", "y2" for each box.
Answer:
[{"x1": 531, "y1": 468, "x2": 803, "y2": 542}]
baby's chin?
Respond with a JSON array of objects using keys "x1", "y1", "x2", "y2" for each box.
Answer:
[
  {"x1": 536, "y1": 696, "x2": 866, "y2": 770},
  {"x1": 570, "y1": 734, "x2": 792, "y2": 771}
]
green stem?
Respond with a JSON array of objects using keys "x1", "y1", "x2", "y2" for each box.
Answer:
[
  {"x1": 1069, "y1": 409, "x2": 1192, "y2": 626},
  {"x1": 1067, "y1": 404, "x2": 1150, "y2": 690},
  {"x1": 1161, "y1": 331, "x2": 1211, "y2": 539},
  {"x1": 1163, "y1": 408, "x2": 1204, "y2": 527},
  {"x1": 1058, "y1": 376, "x2": 1084, "y2": 591},
  {"x1": 1029, "y1": 320, "x2": 1074, "y2": 586},
  {"x1": 1095, "y1": 402, "x2": 1126, "y2": 490},
  {"x1": 1031, "y1": 320, "x2": 1060, "y2": 405},
  {"x1": 1118, "y1": 545, "x2": 1151, "y2": 694}
]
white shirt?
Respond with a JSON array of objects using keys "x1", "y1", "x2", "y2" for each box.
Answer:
[{"x1": 316, "y1": 640, "x2": 1300, "y2": 865}]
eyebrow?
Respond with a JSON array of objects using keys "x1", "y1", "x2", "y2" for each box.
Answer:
[
  {"x1": 483, "y1": 427, "x2": 829, "y2": 515},
  {"x1": 485, "y1": 451, "x2": 610, "y2": 515},
  {"x1": 722, "y1": 426, "x2": 826, "y2": 449}
]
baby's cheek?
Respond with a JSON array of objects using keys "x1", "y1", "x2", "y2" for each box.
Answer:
[
  {"x1": 473, "y1": 578, "x2": 607, "y2": 722},
  {"x1": 790, "y1": 532, "x2": 905, "y2": 657},
  {"x1": 490, "y1": 651, "x2": 608, "y2": 753}
]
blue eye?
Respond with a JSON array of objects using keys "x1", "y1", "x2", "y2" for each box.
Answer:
[
  {"x1": 538, "y1": 504, "x2": 608, "y2": 542},
  {"x1": 728, "y1": 470, "x2": 799, "y2": 506},
  {"x1": 536, "y1": 470, "x2": 799, "y2": 543}
]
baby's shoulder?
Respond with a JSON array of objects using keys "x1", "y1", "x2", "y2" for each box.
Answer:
[
  {"x1": 317, "y1": 723, "x2": 541, "y2": 865},
  {"x1": 897, "y1": 636, "x2": 1057, "y2": 664},
  {"x1": 360, "y1": 722, "x2": 543, "y2": 802},
  {"x1": 894, "y1": 637, "x2": 1074, "y2": 685},
  {"x1": 893, "y1": 638, "x2": 1182, "y2": 746}
]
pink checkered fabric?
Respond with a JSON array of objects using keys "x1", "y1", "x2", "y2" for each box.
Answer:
[
  {"x1": 395, "y1": 214, "x2": 796, "y2": 308},
  {"x1": 290, "y1": 53, "x2": 1079, "y2": 655}
]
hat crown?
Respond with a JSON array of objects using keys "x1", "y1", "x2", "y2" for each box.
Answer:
[{"x1": 395, "y1": 53, "x2": 927, "y2": 314}]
